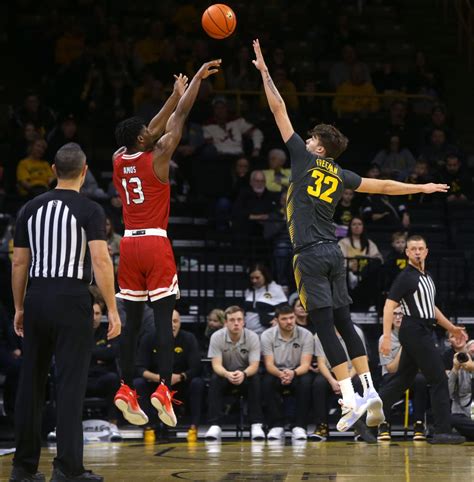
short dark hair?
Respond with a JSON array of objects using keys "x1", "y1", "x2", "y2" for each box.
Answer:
[
  {"x1": 54, "y1": 143, "x2": 86, "y2": 179},
  {"x1": 115, "y1": 116, "x2": 146, "y2": 149},
  {"x1": 407, "y1": 234, "x2": 427, "y2": 245},
  {"x1": 224, "y1": 305, "x2": 244, "y2": 319},
  {"x1": 307, "y1": 123, "x2": 348, "y2": 159},
  {"x1": 275, "y1": 305, "x2": 294, "y2": 317}
]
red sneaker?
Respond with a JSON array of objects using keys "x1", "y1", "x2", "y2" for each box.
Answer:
[
  {"x1": 114, "y1": 382, "x2": 149, "y2": 426},
  {"x1": 150, "y1": 382, "x2": 182, "y2": 427}
]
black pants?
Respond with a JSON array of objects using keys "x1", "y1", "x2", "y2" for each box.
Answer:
[
  {"x1": 379, "y1": 318, "x2": 451, "y2": 434},
  {"x1": 13, "y1": 283, "x2": 93, "y2": 476},
  {"x1": 451, "y1": 414, "x2": 474, "y2": 440},
  {"x1": 262, "y1": 372, "x2": 312, "y2": 428},
  {"x1": 86, "y1": 371, "x2": 121, "y2": 420},
  {"x1": 120, "y1": 295, "x2": 175, "y2": 386},
  {"x1": 134, "y1": 376, "x2": 205, "y2": 426},
  {"x1": 380, "y1": 372, "x2": 428, "y2": 423},
  {"x1": 207, "y1": 373, "x2": 263, "y2": 425},
  {"x1": 312, "y1": 373, "x2": 363, "y2": 425}
]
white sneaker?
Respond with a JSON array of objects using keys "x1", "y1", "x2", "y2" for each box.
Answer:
[
  {"x1": 291, "y1": 426, "x2": 307, "y2": 440},
  {"x1": 204, "y1": 425, "x2": 222, "y2": 440},
  {"x1": 267, "y1": 426, "x2": 285, "y2": 440},
  {"x1": 250, "y1": 423, "x2": 265, "y2": 440},
  {"x1": 336, "y1": 393, "x2": 369, "y2": 432},
  {"x1": 364, "y1": 389, "x2": 385, "y2": 427}
]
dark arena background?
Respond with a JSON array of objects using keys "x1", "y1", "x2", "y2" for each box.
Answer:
[{"x1": 1, "y1": 0, "x2": 474, "y2": 481}]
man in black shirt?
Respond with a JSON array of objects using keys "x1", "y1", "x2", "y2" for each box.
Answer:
[
  {"x1": 134, "y1": 309, "x2": 203, "y2": 439},
  {"x1": 379, "y1": 235, "x2": 465, "y2": 444},
  {"x1": 252, "y1": 39, "x2": 449, "y2": 432},
  {"x1": 86, "y1": 302, "x2": 120, "y2": 422},
  {"x1": 11, "y1": 143, "x2": 121, "y2": 482}
]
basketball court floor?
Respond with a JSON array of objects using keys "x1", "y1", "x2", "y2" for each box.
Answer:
[{"x1": 1, "y1": 438, "x2": 474, "y2": 481}]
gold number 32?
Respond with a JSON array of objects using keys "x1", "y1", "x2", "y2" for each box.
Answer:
[{"x1": 307, "y1": 170, "x2": 339, "y2": 203}]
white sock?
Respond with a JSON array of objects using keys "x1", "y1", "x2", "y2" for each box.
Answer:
[
  {"x1": 359, "y1": 371, "x2": 374, "y2": 395},
  {"x1": 339, "y1": 377, "x2": 356, "y2": 409}
]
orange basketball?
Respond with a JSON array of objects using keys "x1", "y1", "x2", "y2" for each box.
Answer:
[{"x1": 202, "y1": 4, "x2": 237, "y2": 39}]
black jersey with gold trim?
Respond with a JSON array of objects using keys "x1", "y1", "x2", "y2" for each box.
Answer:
[{"x1": 285, "y1": 133, "x2": 361, "y2": 250}]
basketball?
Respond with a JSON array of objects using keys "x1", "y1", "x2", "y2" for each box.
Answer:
[{"x1": 202, "y1": 4, "x2": 237, "y2": 39}]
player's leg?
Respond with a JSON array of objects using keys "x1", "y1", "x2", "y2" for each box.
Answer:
[
  {"x1": 114, "y1": 236, "x2": 149, "y2": 425},
  {"x1": 330, "y1": 247, "x2": 385, "y2": 426},
  {"x1": 294, "y1": 249, "x2": 364, "y2": 430},
  {"x1": 149, "y1": 294, "x2": 179, "y2": 427}
]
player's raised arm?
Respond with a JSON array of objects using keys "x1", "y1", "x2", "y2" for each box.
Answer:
[
  {"x1": 356, "y1": 177, "x2": 449, "y2": 196},
  {"x1": 147, "y1": 73, "x2": 189, "y2": 140},
  {"x1": 152, "y1": 59, "x2": 221, "y2": 181},
  {"x1": 252, "y1": 39, "x2": 294, "y2": 143}
]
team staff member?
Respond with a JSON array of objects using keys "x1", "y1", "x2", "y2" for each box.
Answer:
[
  {"x1": 252, "y1": 38, "x2": 449, "y2": 431},
  {"x1": 134, "y1": 309, "x2": 204, "y2": 441},
  {"x1": 261, "y1": 305, "x2": 313, "y2": 440},
  {"x1": 379, "y1": 235, "x2": 465, "y2": 444},
  {"x1": 10, "y1": 143, "x2": 121, "y2": 482}
]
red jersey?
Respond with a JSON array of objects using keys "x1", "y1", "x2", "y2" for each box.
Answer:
[{"x1": 113, "y1": 150, "x2": 170, "y2": 230}]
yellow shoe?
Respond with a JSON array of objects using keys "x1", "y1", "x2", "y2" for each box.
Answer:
[{"x1": 187, "y1": 426, "x2": 198, "y2": 442}]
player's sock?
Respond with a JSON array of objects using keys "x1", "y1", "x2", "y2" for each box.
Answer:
[
  {"x1": 339, "y1": 377, "x2": 356, "y2": 409},
  {"x1": 359, "y1": 371, "x2": 374, "y2": 396}
]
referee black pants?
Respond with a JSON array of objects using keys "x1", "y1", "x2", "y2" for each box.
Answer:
[
  {"x1": 379, "y1": 317, "x2": 451, "y2": 434},
  {"x1": 13, "y1": 282, "x2": 93, "y2": 476}
]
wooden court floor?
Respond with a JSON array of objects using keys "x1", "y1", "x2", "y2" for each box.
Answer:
[{"x1": 2, "y1": 439, "x2": 474, "y2": 481}]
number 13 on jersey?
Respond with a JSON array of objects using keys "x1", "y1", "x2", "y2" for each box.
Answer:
[
  {"x1": 307, "y1": 170, "x2": 339, "y2": 203},
  {"x1": 121, "y1": 177, "x2": 145, "y2": 205}
]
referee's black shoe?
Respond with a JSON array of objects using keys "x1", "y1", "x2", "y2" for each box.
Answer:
[
  {"x1": 427, "y1": 432, "x2": 466, "y2": 445},
  {"x1": 50, "y1": 468, "x2": 103, "y2": 481},
  {"x1": 9, "y1": 466, "x2": 45, "y2": 481}
]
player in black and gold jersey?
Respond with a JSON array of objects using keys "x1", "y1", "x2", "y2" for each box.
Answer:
[{"x1": 252, "y1": 39, "x2": 449, "y2": 432}]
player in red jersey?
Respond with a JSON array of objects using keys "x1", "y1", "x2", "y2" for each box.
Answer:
[{"x1": 112, "y1": 60, "x2": 222, "y2": 427}]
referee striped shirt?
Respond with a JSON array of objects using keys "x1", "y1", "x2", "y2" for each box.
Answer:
[
  {"x1": 14, "y1": 189, "x2": 106, "y2": 284},
  {"x1": 387, "y1": 264, "x2": 436, "y2": 319}
]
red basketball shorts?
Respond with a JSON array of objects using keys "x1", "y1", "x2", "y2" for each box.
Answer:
[{"x1": 116, "y1": 233, "x2": 179, "y2": 302}]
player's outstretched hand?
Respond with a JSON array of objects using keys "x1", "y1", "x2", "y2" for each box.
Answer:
[
  {"x1": 252, "y1": 39, "x2": 267, "y2": 71},
  {"x1": 173, "y1": 73, "x2": 188, "y2": 97},
  {"x1": 422, "y1": 183, "x2": 449, "y2": 193},
  {"x1": 197, "y1": 59, "x2": 222, "y2": 79},
  {"x1": 107, "y1": 310, "x2": 122, "y2": 340}
]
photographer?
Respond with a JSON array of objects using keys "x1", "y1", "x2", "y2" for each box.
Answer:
[{"x1": 448, "y1": 350, "x2": 474, "y2": 440}]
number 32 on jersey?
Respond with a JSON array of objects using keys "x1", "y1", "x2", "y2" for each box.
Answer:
[
  {"x1": 121, "y1": 177, "x2": 145, "y2": 205},
  {"x1": 307, "y1": 170, "x2": 339, "y2": 203}
]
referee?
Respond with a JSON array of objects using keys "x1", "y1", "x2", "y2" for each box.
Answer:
[
  {"x1": 379, "y1": 234, "x2": 465, "y2": 444},
  {"x1": 10, "y1": 143, "x2": 121, "y2": 482}
]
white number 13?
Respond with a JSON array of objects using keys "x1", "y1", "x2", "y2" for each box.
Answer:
[{"x1": 121, "y1": 177, "x2": 145, "y2": 205}]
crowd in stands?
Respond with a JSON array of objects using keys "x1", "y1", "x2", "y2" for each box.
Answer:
[{"x1": 1, "y1": 0, "x2": 474, "y2": 441}]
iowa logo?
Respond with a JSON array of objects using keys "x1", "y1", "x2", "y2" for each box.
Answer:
[
  {"x1": 263, "y1": 292, "x2": 273, "y2": 299},
  {"x1": 174, "y1": 346, "x2": 183, "y2": 354}
]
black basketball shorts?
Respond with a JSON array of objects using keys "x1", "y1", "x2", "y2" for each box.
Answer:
[{"x1": 292, "y1": 242, "x2": 352, "y2": 311}]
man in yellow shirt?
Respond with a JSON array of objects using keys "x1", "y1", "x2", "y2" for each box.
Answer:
[
  {"x1": 333, "y1": 63, "x2": 380, "y2": 116},
  {"x1": 17, "y1": 139, "x2": 54, "y2": 197}
]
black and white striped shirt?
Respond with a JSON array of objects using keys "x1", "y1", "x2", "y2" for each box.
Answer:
[
  {"x1": 14, "y1": 189, "x2": 106, "y2": 284},
  {"x1": 388, "y1": 265, "x2": 436, "y2": 319}
]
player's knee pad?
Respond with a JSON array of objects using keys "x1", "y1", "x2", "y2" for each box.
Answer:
[
  {"x1": 309, "y1": 307, "x2": 347, "y2": 368},
  {"x1": 333, "y1": 305, "x2": 366, "y2": 360}
]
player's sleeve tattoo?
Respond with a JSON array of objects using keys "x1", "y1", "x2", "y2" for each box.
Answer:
[{"x1": 264, "y1": 69, "x2": 284, "y2": 105}]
